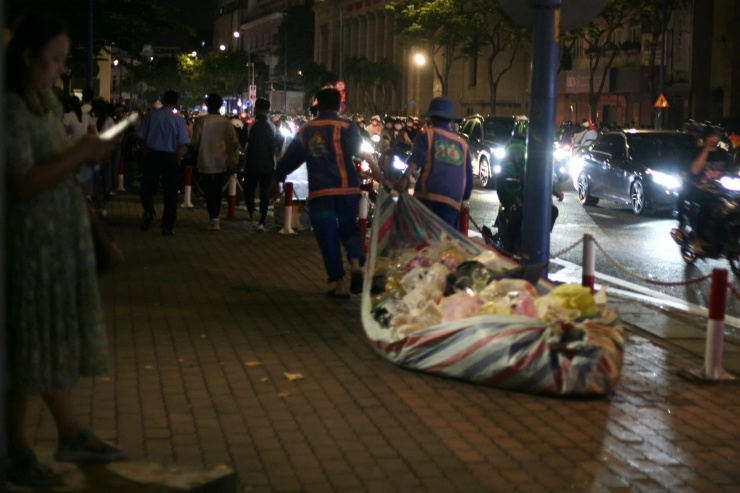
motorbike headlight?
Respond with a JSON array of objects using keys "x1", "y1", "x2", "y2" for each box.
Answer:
[
  {"x1": 371, "y1": 134, "x2": 381, "y2": 143},
  {"x1": 720, "y1": 176, "x2": 740, "y2": 191},
  {"x1": 492, "y1": 147, "x2": 506, "y2": 160},
  {"x1": 554, "y1": 148, "x2": 570, "y2": 161},
  {"x1": 360, "y1": 141, "x2": 374, "y2": 154},
  {"x1": 392, "y1": 155, "x2": 407, "y2": 170},
  {"x1": 648, "y1": 169, "x2": 681, "y2": 189}
]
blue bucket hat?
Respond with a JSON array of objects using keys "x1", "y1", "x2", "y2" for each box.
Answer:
[{"x1": 422, "y1": 97, "x2": 461, "y2": 122}]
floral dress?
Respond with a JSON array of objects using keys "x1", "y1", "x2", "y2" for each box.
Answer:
[{"x1": 5, "y1": 91, "x2": 108, "y2": 394}]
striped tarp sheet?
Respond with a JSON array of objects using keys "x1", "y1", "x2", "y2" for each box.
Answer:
[{"x1": 360, "y1": 191, "x2": 624, "y2": 396}]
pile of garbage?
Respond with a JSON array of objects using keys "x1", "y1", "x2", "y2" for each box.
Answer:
[
  {"x1": 369, "y1": 239, "x2": 610, "y2": 341},
  {"x1": 360, "y1": 191, "x2": 624, "y2": 396}
]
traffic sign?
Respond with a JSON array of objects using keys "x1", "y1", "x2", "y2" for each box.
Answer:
[
  {"x1": 654, "y1": 93, "x2": 670, "y2": 108},
  {"x1": 340, "y1": 102, "x2": 346, "y2": 113},
  {"x1": 336, "y1": 80, "x2": 346, "y2": 91}
]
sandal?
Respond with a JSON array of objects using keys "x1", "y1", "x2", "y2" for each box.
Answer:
[
  {"x1": 6, "y1": 447, "x2": 64, "y2": 488},
  {"x1": 54, "y1": 427, "x2": 125, "y2": 464},
  {"x1": 326, "y1": 288, "x2": 350, "y2": 299}
]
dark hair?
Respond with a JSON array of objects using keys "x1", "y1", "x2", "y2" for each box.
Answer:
[
  {"x1": 5, "y1": 12, "x2": 69, "y2": 95},
  {"x1": 205, "y1": 93, "x2": 223, "y2": 113},
  {"x1": 82, "y1": 87, "x2": 94, "y2": 102},
  {"x1": 66, "y1": 95, "x2": 83, "y2": 122},
  {"x1": 255, "y1": 97, "x2": 270, "y2": 112},
  {"x1": 315, "y1": 88, "x2": 341, "y2": 111},
  {"x1": 92, "y1": 98, "x2": 109, "y2": 132},
  {"x1": 162, "y1": 90, "x2": 179, "y2": 107}
]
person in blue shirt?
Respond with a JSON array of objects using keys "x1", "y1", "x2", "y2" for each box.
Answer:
[
  {"x1": 136, "y1": 90, "x2": 190, "y2": 235},
  {"x1": 271, "y1": 88, "x2": 382, "y2": 298},
  {"x1": 394, "y1": 97, "x2": 473, "y2": 228}
]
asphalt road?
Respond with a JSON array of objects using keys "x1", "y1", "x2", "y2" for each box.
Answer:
[{"x1": 467, "y1": 181, "x2": 740, "y2": 320}]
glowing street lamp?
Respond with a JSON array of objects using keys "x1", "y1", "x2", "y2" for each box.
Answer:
[
  {"x1": 219, "y1": 44, "x2": 226, "y2": 51},
  {"x1": 414, "y1": 53, "x2": 426, "y2": 66}
]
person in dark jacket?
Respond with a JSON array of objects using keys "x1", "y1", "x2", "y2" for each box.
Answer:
[
  {"x1": 243, "y1": 98, "x2": 284, "y2": 231},
  {"x1": 271, "y1": 88, "x2": 382, "y2": 298},
  {"x1": 393, "y1": 97, "x2": 473, "y2": 228}
]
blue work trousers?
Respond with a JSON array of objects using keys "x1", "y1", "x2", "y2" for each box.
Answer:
[
  {"x1": 420, "y1": 199, "x2": 460, "y2": 229},
  {"x1": 309, "y1": 195, "x2": 366, "y2": 283}
]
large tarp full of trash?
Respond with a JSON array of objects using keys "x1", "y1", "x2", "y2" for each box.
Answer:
[{"x1": 360, "y1": 190, "x2": 624, "y2": 396}]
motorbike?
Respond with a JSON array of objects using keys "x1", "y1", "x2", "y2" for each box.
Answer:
[
  {"x1": 355, "y1": 138, "x2": 381, "y2": 226},
  {"x1": 672, "y1": 176, "x2": 740, "y2": 275}
]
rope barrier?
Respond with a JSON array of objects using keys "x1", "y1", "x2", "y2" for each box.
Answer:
[
  {"x1": 592, "y1": 238, "x2": 713, "y2": 287},
  {"x1": 551, "y1": 237, "x2": 583, "y2": 259},
  {"x1": 729, "y1": 283, "x2": 740, "y2": 302}
]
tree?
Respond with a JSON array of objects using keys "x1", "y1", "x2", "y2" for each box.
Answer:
[
  {"x1": 343, "y1": 57, "x2": 402, "y2": 115},
  {"x1": 273, "y1": 0, "x2": 316, "y2": 89},
  {"x1": 467, "y1": 0, "x2": 530, "y2": 114},
  {"x1": 571, "y1": 0, "x2": 635, "y2": 121},
  {"x1": 387, "y1": 0, "x2": 475, "y2": 97},
  {"x1": 6, "y1": 0, "x2": 190, "y2": 94},
  {"x1": 300, "y1": 62, "x2": 338, "y2": 109},
  {"x1": 632, "y1": 0, "x2": 691, "y2": 99}
]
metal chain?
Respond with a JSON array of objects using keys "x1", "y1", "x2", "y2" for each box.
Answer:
[{"x1": 592, "y1": 238, "x2": 713, "y2": 287}]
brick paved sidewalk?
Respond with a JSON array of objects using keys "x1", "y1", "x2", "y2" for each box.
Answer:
[{"x1": 22, "y1": 192, "x2": 740, "y2": 492}]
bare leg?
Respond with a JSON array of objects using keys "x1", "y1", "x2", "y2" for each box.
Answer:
[{"x1": 42, "y1": 388, "x2": 119, "y2": 451}]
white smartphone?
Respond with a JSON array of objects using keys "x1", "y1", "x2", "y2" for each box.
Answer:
[{"x1": 99, "y1": 113, "x2": 139, "y2": 140}]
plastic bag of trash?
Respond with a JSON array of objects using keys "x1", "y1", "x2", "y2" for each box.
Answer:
[{"x1": 360, "y1": 190, "x2": 624, "y2": 396}]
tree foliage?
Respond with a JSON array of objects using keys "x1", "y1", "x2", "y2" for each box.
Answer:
[
  {"x1": 273, "y1": 0, "x2": 316, "y2": 89},
  {"x1": 6, "y1": 0, "x2": 190, "y2": 92},
  {"x1": 343, "y1": 57, "x2": 402, "y2": 115},
  {"x1": 467, "y1": 0, "x2": 530, "y2": 114},
  {"x1": 387, "y1": 0, "x2": 475, "y2": 97}
]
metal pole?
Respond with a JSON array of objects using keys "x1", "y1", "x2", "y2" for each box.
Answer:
[
  {"x1": 0, "y1": 0, "x2": 7, "y2": 470},
  {"x1": 521, "y1": 0, "x2": 560, "y2": 276},
  {"x1": 284, "y1": 2, "x2": 288, "y2": 113},
  {"x1": 657, "y1": 0, "x2": 668, "y2": 129},
  {"x1": 86, "y1": 0, "x2": 94, "y2": 90}
]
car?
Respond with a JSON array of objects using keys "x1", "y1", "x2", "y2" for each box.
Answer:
[
  {"x1": 574, "y1": 129, "x2": 698, "y2": 215},
  {"x1": 459, "y1": 114, "x2": 528, "y2": 189}
]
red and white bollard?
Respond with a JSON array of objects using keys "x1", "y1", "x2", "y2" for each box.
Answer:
[
  {"x1": 180, "y1": 165, "x2": 194, "y2": 208},
  {"x1": 693, "y1": 268, "x2": 733, "y2": 380},
  {"x1": 116, "y1": 157, "x2": 126, "y2": 192},
  {"x1": 582, "y1": 232, "x2": 596, "y2": 294},
  {"x1": 225, "y1": 173, "x2": 238, "y2": 220},
  {"x1": 459, "y1": 204, "x2": 470, "y2": 237},
  {"x1": 279, "y1": 181, "x2": 296, "y2": 235},
  {"x1": 358, "y1": 191, "x2": 369, "y2": 251}
]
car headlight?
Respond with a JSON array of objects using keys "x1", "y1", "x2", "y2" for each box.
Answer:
[
  {"x1": 493, "y1": 165, "x2": 502, "y2": 174},
  {"x1": 492, "y1": 147, "x2": 506, "y2": 160},
  {"x1": 648, "y1": 169, "x2": 681, "y2": 189}
]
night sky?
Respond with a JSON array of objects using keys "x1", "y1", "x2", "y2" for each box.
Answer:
[{"x1": 155, "y1": 0, "x2": 214, "y2": 48}]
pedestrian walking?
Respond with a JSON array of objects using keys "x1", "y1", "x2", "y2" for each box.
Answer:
[
  {"x1": 271, "y1": 88, "x2": 382, "y2": 297},
  {"x1": 191, "y1": 93, "x2": 241, "y2": 231},
  {"x1": 244, "y1": 97, "x2": 284, "y2": 231},
  {"x1": 136, "y1": 90, "x2": 190, "y2": 236},
  {"x1": 393, "y1": 97, "x2": 473, "y2": 228},
  {"x1": 4, "y1": 12, "x2": 124, "y2": 488}
]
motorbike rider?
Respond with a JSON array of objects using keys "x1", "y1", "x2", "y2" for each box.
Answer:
[
  {"x1": 580, "y1": 122, "x2": 599, "y2": 148},
  {"x1": 496, "y1": 121, "x2": 564, "y2": 254},
  {"x1": 380, "y1": 117, "x2": 413, "y2": 180},
  {"x1": 367, "y1": 115, "x2": 383, "y2": 139},
  {"x1": 353, "y1": 114, "x2": 370, "y2": 140},
  {"x1": 404, "y1": 116, "x2": 419, "y2": 141},
  {"x1": 572, "y1": 119, "x2": 589, "y2": 149},
  {"x1": 684, "y1": 125, "x2": 734, "y2": 256}
]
